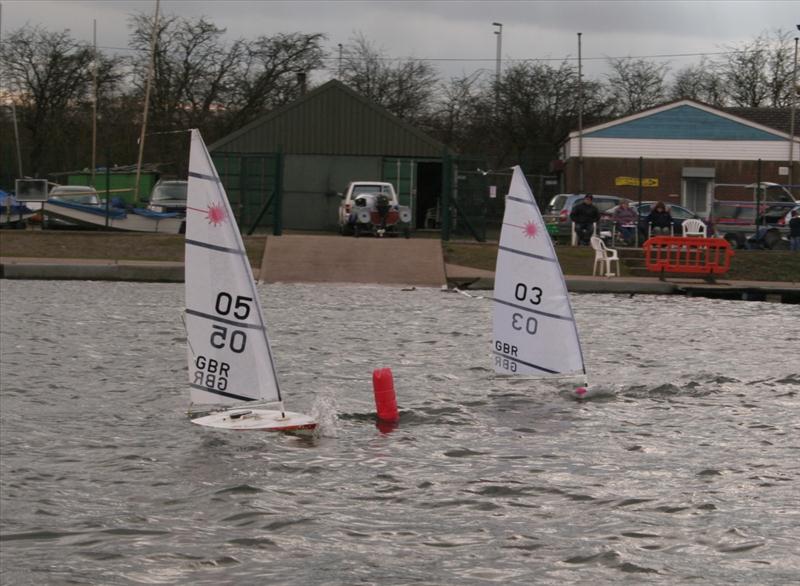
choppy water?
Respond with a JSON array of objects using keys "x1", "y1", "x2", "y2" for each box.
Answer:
[{"x1": 1, "y1": 280, "x2": 798, "y2": 585}]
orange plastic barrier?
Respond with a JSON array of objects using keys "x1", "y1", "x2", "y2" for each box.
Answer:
[{"x1": 643, "y1": 236, "x2": 734, "y2": 280}]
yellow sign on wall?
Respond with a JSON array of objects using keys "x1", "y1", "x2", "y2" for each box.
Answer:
[{"x1": 615, "y1": 176, "x2": 659, "y2": 187}]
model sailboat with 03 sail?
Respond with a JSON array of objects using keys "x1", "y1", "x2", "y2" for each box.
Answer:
[
  {"x1": 492, "y1": 166, "x2": 589, "y2": 395},
  {"x1": 184, "y1": 129, "x2": 316, "y2": 431}
]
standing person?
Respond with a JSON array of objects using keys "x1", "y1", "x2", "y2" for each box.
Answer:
[
  {"x1": 569, "y1": 194, "x2": 600, "y2": 245},
  {"x1": 612, "y1": 200, "x2": 638, "y2": 245},
  {"x1": 647, "y1": 201, "x2": 672, "y2": 236},
  {"x1": 789, "y1": 209, "x2": 800, "y2": 252}
]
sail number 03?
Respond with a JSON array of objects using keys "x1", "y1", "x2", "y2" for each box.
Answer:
[
  {"x1": 511, "y1": 282, "x2": 542, "y2": 335},
  {"x1": 210, "y1": 292, "x2": 252, "y2": 353}
]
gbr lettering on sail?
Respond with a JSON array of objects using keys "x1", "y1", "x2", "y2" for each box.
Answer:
[{"x1": 192, "y1": 291, "x2": 253, "y2": 392}]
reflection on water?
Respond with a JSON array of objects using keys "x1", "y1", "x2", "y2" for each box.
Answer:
[{"x1": 1, "y1": 280, "x2": 798, "y2": 584}]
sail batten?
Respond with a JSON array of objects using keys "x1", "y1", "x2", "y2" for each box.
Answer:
[
  {"x1": 185, "y1": 308, "x2": 267, "y2": 330},
  {"x1": 492, "y1": 166, "x2": 587, "y2": 378},
  {"x1": 189, "y1": 384, "x2": 258, "y2": 403},
  {"x1": 491, "y1": 297, "x2": 574, "y2": 321},
  {"x1": 188, "y1": 171, "x2": 222, "y2": 183},
  {"x1": 491, "y1": 352, "x2": 561, "y2": 374},
  {"x1": 497, "y1": 245, "x2": 557, "y2": 263},
  {"x1": 185, "y1": 238, "x2": 246, "y2": 255}
]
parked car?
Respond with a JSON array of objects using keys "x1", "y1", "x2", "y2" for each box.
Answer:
[
  {"x1": 714, "y1": 181, "x2": 797, "y2": 204},
  {"x1": 711, "y1": 201, "x2": 796, "y2": 249},
  {"x1": 600, "y1": 201, "x2": 710, "y2": 243},
  {"x1": 543, "y1": 193, "x2": 625, "y2": 242},
  {"x1": 338, "y1": 181, "x2": 412, "y2": 237},
  {"x1": 147, "y1": 180, "x2": 188, "y2": 215}
]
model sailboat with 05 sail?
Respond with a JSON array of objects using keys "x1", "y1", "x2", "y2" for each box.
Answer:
[
  {"x1": 184, "y1": 129, "x2": 316, "y2": 431},
  {"x1": 492, "y1": 166, "x2": 589, "y2": 396}
]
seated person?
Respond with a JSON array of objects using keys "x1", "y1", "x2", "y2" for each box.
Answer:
[
  {"x1": 569, "y1": 194, "x2": 600, "y2": 245},
  {"x1": 612, "y1": 200, "x2": 638, "y2": 244},
  {"x1": 647, "y1": 201, "x2": 672, "y2": 236}
]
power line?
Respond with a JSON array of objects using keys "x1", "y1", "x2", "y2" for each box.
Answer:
[{"x1": 325, "y1": 50, "x2": 749, "y2": 64}]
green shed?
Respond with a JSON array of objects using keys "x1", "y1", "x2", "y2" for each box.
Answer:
[
  {"x1": 56, "y1": 168, "x2": 159, "y2": 205},
  {"x1": 209, "y1": 80, "x2": 484, "y2": 234}
]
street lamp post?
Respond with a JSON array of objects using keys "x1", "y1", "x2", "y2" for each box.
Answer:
[
  {"x1": 577, "y1": 32, "x2": 584, "y2": 193},
  {"x1": 789, "y1": 29, "x2": 798, "y2": 197},
  {"x1": 493, "y1": 22, "x2": 502, "y2": 107},
  {"x1": 9, "y1": 101, "x2": 23, "y2": 177}
]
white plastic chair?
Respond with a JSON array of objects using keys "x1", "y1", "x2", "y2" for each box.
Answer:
[
  {"x1": 681, "y1": 218, "x2": 707, "y2": 238},
  {"x1": 590, "y1": 236, "x2": 620, "y2": 277}
]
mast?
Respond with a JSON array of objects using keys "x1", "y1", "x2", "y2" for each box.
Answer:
[
  {"x1": 134, "y1": 0, "x2": 160, "y2": 204},
  {"x1": 91, "y1": 19, "x2": 97, "y2": 185}
]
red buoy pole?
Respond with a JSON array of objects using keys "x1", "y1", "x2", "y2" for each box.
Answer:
[{"x1": 372, "y1": 368, "x2": 399, "y2": 423}]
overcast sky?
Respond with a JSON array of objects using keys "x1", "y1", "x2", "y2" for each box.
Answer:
[{"x1": 2, "y1": 0, "x2": 798, "y2": 82}]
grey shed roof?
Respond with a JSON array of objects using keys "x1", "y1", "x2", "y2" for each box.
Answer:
[{"x1": 209, "y1": 79, "x2": 447, "y2": 157}]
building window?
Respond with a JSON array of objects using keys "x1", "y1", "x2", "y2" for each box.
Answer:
[{"x1": 683, "y1": 178, "x2": 712, "y2": 215}]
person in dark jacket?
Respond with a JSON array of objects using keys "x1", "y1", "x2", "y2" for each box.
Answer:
[
  {"x1": 569, "y1": 194, "x2": 600, "y2": 245},
  {"x1": 789, "y1": 210, "x2": 800, "y2": 252},
  {"x1": 647, "y1": 201, "x2": 672, "y2": 236}
]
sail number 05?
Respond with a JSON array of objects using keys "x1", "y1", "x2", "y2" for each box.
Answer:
[
  {"x1": 511, "y1": 282, "x2": 542, "y2": 335},
  {"x1": 210, "y1": 292, "x2": 253, "y2": 353}
]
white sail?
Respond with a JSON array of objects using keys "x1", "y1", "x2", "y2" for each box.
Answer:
[
  {"x1": 492, "y1": 166, "x2": 586, "y2": 378},
  {"x1": 184, "y1": 129, "x2": 281, "y2": 407}
]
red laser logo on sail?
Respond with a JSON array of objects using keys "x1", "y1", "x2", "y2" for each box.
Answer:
[
  {"x1": 522, "y1": 221, "x2": 538, "y2": 238},
  {"x1": 206, "y1": 202, "x2": 227, "y2": 226}
]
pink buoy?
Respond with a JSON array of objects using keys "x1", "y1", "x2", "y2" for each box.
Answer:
[
  {"x1": 373, "y1": 368, "x2": 399, "y2": 423},
  {"x1": 574, "y1": 386, "x2": 588, "y2": 398}
]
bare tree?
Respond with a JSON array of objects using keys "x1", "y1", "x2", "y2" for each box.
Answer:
[
  {"x1": 0, "y1": 25, "x2": 116, "y2": 175},
  {"x1": 763, "y1": 30, "x2": 795, "y2": 107},
  {"x1": 719, "y1": 35, "x2": 772, "y2": 107},
  {"x1": 227, "y1": 31, "x2": 327, "y2": 129},
  {"x1": 340, "y1": 33, "x2": 439, "y2": 122},
  {"x1": 670, "y1": 58, "x2": 727, "y2": 106},
  {"x1": 128, "y1": 13, "x2": 246, "y2": 131},
  {"x1": 489, "y1": 61, "x2": 608, "y2": 170},
  {"x1": 606, "y1": 57, "x2": 669, "y2": 115},
  {"x1": 427, "y1": 72, "x2": 490, "y2": 150}
]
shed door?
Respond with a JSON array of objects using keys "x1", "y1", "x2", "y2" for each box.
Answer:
[{"x1": 382, "y1": 158, "x2": 415, "y2": 212}]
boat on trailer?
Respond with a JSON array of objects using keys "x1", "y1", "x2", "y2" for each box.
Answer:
[{"x1": 42, "y1": 199, "x2": 184, "y2": 233}]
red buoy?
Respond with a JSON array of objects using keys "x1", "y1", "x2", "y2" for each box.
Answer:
[{"x1": 372, "y1": 368, "x2": 399, "y2": 423}]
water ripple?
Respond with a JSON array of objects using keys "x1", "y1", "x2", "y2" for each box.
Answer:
[{"x1": 1, "y1": 282, "x2": 798, "y2": 585}]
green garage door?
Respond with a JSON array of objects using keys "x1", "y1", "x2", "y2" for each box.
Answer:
[{"x1": 212, "y1": 152, "x2": 281, "y2": 233}]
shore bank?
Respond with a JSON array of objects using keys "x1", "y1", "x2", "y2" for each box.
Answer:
[
  {"x1": 2, "y1": 230, "x2": 799, "y2": 303},
  {"x1": 2, "y1": 255, "x2": 799, "y2": 304}
]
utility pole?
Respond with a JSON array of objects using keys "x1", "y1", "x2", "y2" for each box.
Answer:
[
  {"x1": 134, "y1": 0, "x2": 160, "y2": 204},
  {"x1": 493, "y1": 22, "x2": 502, "y2": 108},
  {"x1": 789, "y1": 32, "x2": 798, "y2": 197},
  {"x1": 577, "y1": 32, "x2": 584, "y2": 194},
  {"x1": 338, "y1": 43, "x2": 343, "y2": 78},
  {"x1": 0, "y1": 2, "x2": 22, "y2": 178},
  {"x1": 92, "y1": 19, "x2": 98, "y2": 185}
]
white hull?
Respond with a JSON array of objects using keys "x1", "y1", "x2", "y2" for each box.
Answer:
[
  {"x1": 191, "y1": 408, "x2": 317, "y2": 433},
  {"x1": 43, "y1": 202, "x2": 184, "y2": 233}
]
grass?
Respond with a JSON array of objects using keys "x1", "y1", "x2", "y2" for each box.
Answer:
[
  {"x1": 444, "y1": 241, "x2": 609, "y2": 276},
  {"x1": 2, "y1": 230, "x2": 799, "y2": 282},
  {"x1": 0, "y1": 230, "x2": 266, "y2": 269},
  {"x1": 443, "y1": 241, "x2": 800, "y2": 282}
]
